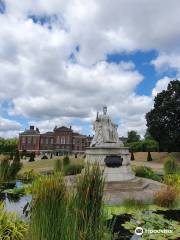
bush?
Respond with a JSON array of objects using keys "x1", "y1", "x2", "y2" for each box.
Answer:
[
  {"x1": 54, "y1": 158, "x2": 63, "y2": 172},
  {"x1": 164, "y1": 157, "x2": 179, "y2": 175},
  {"x1": 29, "y1": 152, "x2": 35, "y2": 162},
  {"x1": 41, "y1": 155, "x2": 48, "y2": 160},
  {"x1": 134, "y1": 166, "x2": 161, "y2": 181},
  {"x1": 147, "y1": 151, "x2": 152, "y2": 161},
  {"x1": 130, "y1": 152, "x2": 135, "y2": 161},
  {"x1": 64, "y1": 164, "x2": 84, "y2": 176},
  {"x1": 163, "y1": 174, "x2": 180, "y2": 192},
  {"x1": 63, "y1": 155, "x2": 70, "y2": 166},
  {"x1": 154, "y1": 186, "x2": 177, "y2": 207},
  {"x1": 0, "y1": 155, "x2": 22, "y2": 182}
]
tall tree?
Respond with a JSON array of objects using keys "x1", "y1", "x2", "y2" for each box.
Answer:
[
  {"x1": 146, "y1": 80, "x2": 180, "y2": 151},
  {"x1": 127, "y1": 130, "x2": 140, "y2": 143}
]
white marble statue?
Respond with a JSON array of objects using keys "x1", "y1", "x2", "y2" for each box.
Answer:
[{"x1": 90, "y1": 106, "x2": 122, "y2": 147}]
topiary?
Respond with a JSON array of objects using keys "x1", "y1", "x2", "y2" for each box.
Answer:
[
  {"x1": 147, "y1": 151, "x2": 152, "y2": 161},
  {"x1": 29, "y1": 152, "x2": 35, "y2": 162},
  {"x1": 130, "y1": 152, "x2": 135, "y2": 161}
]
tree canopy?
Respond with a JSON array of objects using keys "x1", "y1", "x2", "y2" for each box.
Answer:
[
  {"x1": 127, "y1": 130, "x2": 140, "y2": 143},
  {"x1": 0, "y1": 138, "x2": 18, "y2": 153},
  {"x1": 146, "y1": 80, "x2": 180, "y2": 151}
]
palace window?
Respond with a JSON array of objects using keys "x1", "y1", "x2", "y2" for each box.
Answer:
[
  {"x1": 61, "y1": 136, "x2": 65, "y2": 144},
  {"x1": 33, "y1": 137, "x2": 36, "y2": 144},
  {"x1": 22, "y1": 137, "x2": 26, "y2": 144},
  {"x1": 46, "y1": 138, "x2": 48, "y2": 144}
]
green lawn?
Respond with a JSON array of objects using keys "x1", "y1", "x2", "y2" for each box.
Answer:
[{"x1": 19, "y1": 157, "x2": 85, "y2": 174}]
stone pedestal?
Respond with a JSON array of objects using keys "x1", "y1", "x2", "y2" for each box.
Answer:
[{"x1": 85, "y1": 145, "x2": 135, "y2": 182}]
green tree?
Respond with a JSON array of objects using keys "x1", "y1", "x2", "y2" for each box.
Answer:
[
  {"x1": 127, "y1": 130, "x2": 140, "y2": 143},
  {"x1": 146, "y1": 80, "x2": 180, "y2": 151}
]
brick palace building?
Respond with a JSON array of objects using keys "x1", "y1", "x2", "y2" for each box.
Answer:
[{"x1": 18, "y1": 125, "x2": 92, "y2": 156}]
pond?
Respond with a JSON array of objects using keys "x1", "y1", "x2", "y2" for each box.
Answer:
[{"x1": 0, "y1": 180, "x2": 31, "y2": 218}]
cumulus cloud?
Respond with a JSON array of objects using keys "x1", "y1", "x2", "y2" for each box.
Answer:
[
  {"x1": 152, "y1": 76, "x2": 173, "y2": 97},
  {"x1": 0, "y1": 0, "x2": 180, "y2": 137},
  {"x1": 0, "y1": 117, "x2": 21, "y2": 138}
]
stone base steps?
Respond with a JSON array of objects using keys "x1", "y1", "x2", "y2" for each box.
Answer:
[{"x1": 104, "y1": 177, "x2": 149, "y2": 192}]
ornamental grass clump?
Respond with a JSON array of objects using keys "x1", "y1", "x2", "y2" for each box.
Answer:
[
  {"x1": 154, "y1": 186, "x2": 178, "y2": 208},
  {"x1": 0, "y1": 202, "x2": 28, "y2": 240},
  {"x1": 54, "y1": 158, "x2": 63, "y2": 172},
  {"x1": 74, "y1": 164, "x2": 107, "y2": 240},
  {"x1": 164, "y1": 156, "x2": 179, "y2": 175},
  {"x1": 0, "y1": 154, "x2": 22, "y2": 182},
  {"x1": 29, "y1": 164, "x2": 110, "y2": 240},
  {"x1": 30, "y1": 173, "x2": 68, "y2": 240}
]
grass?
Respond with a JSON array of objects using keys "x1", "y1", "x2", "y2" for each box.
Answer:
[
  {"x1": 133, "y1": 152, "x2": 180, "y2": 163},
  {"x1": 0, "y1": 202, "x2": 28, "y2": 239},
  {"x1": 29, "y1": 164, "x2": 110, "y2": 240},
  {"x1": 19, "y1": 157, "x2": 85, "y2": 174}
]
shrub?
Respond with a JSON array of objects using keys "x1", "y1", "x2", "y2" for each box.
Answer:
[
  {"x1": 41, "y1": 155, "x2": 48, "y2": 160},
  {"x1": 29, "y1": 152, "x2": 35, "y2": 162},
  {"x1": 147, "y1": 151, "x2": 152, "y2": 161},
  {"x1": 8, "y1": 161, "x2": 22, "y2": 180},
  {"x1": 130, "y1": 152, "x2": 135, "y2": 161},
  {"x1": 0, "y1": 202, "x2": 28, "y2": 239},
  {"x1": 164, "y1": 156, "x2": 179, "y2": 175},
  {"x1": 0, "y1": 155, "x2": 22, "y2": 182},
  {"x1": 154, "y1": 186, "x2": 177, "y2": 207},
  {"x1": 54, "y1": 158, "x2": 63, "y2": 172},
  {"x1": 63, "y1": 155, "x2": 70, "y2": 166},
  {"x1": 17, "y1": 169, "x2": 39, "y2": 181},
  {"x1": 134, "y1": 166, "x2": 161, "y2": 181},
  {"x1": 64, "y1": 164, "x2": 84, "y2": 176},
  {"x1": 163, "y1": 174, "x2": 180, "y2": 192}
]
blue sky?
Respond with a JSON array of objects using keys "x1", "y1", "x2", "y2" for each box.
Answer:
[{"x1": 0, "y1": 0, "x2": 180, "y2": 138}]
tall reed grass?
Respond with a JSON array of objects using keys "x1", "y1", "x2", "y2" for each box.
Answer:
[
  {"x1": 29, "y1": 164, "x2": 111, "y2": 240},
  {"x1": 0, "y1": 154, "x2": 22, "y2": 182}
]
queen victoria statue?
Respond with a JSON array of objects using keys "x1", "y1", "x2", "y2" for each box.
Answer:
[
  {"x1": 90, "y1": 106, "x2": 123, "y2": 147},
  {"x1": 86, "y1": 106, "x2": 134, "y2": 182}
]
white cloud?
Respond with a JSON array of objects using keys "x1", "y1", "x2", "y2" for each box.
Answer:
[
  {"x1": 152, "y1": 76, "x2": 173, "y2": 97},
  {"x1": 0, "y1": 117, "x2": 21, "y2": 138},
  {"x1": 0, "y1": 0, "x2": 180, "y2": 137}
]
